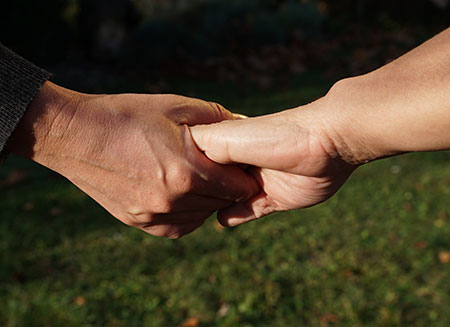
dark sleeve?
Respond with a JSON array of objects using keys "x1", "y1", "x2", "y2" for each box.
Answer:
[{"x1": 0, "y1": 43, "x2": 51, "y2": 160}]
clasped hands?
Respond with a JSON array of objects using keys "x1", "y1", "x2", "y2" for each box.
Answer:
[
  {"x1": 7, "y1": 29, "x2": 450, "y2": 239},
  {"x1": 9, "y1": 81, "x2": 358, "y2": 239}
]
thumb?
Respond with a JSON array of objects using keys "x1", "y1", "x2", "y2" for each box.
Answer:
[
  {"x1": 189, "y1": 118, "x2": 258, "y2": 165},
  {"x1": 190, "y1": 113, "x2": 301, "y2": 170}
]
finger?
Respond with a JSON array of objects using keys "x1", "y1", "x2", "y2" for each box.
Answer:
[
  {"x1": 184, "y1": 126, "x2": 260, "y2": 202},
  {"x1": 144, "y1": 210, "x2": 216, "y2": 225},
  {"x1": 141, "y1": 220, "x2": 206, "y2": 239},
  {"x1": 217, "y1": 191, "x2": 277, "y2": 227},
  {"x1": 173, "y1": 97, "x2": 237, "y2": 125},
  {"x1": 198, "y1": 163, "x2": 260, "y2": 202},
  {"x1": 233, "y1": 113, "x2": 248, "y2": 120},
  {"x1": 170, "y1": 194, "x2": 232, "y2": 213},
  {"x1": 189, "y1": 112, "x2": 304, "y2": 172},
  {"x1": 217, "y1": 166, "x2": 275, "y2": 226}
]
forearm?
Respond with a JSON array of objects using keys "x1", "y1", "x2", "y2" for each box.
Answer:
[{"x1": 323, "y1": 28, "x2": 450, "y2": 164}]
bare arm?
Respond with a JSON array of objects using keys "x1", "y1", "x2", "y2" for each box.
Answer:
[
  {"x1": 326, "y1": 27, "x2": 450, "y2": 164},
  {"x1": 190, "y1": 28, "x2": 450, "y2": 226}
]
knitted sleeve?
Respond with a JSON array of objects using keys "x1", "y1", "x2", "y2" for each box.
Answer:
[{"x1": 0, "y1": 43, "x2": 51, "y2": 160}]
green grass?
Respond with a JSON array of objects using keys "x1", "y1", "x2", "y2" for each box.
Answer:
[{"x1": 1, "y1": 76, "x2": 449, "y2": 327}]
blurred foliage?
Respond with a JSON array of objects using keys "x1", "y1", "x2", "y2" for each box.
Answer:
[
  {"x1": 127, "y1": 0, "x2": 322, "y2": 72},
  {"x1": 0, "y1": 0, "x2": 71, "y2": 64},
  {"x1": 1, "y1": 0, "x2": 449, "y2": 88}
]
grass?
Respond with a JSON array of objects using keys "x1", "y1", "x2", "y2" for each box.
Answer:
[{"x1": 0, "y1": 75, "x2": 449, "y2": 327}]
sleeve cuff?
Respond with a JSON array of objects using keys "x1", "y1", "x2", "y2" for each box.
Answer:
[{"x1": 0, "y1": 43, "x2": 51, "y2": 161}]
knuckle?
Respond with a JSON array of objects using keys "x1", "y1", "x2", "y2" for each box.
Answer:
[
  {"x1": 152, "y1": 198, "x2": 174, "y2": 214},
  {"x1": 141, "y1": 224, "x2": 183, "y2": 239},
  {"x1": 208, "y1": 102, "x2": 229, "y2": 120},
  {"x1": 141, "y1": 224, "x2": 163, "y2": 237},
  {"x1": 126, "y1": 209, "x2": 155, "y2": 225},
  {"x1": 168, "y1": 165, "x2": 198, "y2": 195},
  {"x1": 122, "y1": 217, "x2": 139, "y2": 227}
]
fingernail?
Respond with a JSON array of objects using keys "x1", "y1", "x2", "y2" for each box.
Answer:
[{"x1": 233, "y1": 113, "x2": 248, "y2": 120}]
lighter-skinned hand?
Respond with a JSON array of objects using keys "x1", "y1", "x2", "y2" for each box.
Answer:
[
  {"x1": 190, "y1": 28, "x2": 450, "y2": 227},
  {"x1": 190, "y1": 100, "x2": 356, "y2": 227}
]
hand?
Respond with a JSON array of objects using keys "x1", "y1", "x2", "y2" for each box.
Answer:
[
  {"x1": 190, "y1": 99, "x2": 356, "y2": 227},
  {"x1": 191, "y1": 28, "x2": 450, "y2": 227},
  {"x1": 8, "y1": 82, "x2": 259, "y2": 238}
]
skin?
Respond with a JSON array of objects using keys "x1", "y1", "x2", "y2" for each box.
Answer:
[
  {"x1": 6, "y1": 82, "x2": 260, "y2": 239},
  {"x1": 190, "y1": 28, "x2": 450, "y2": 227}
]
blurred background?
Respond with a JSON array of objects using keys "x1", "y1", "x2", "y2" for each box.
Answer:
[
  {"x1": 1, "y1": 0, "x2": 450, "y2": 93},
  {"x1": 1, "y1": 1, "x2": 449, "y2": 326}
]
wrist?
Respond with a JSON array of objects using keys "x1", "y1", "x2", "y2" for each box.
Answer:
[
  {"x1": 320, "y1": 76, "x2": 404, "y2": 166},
  {"x1": 7, "y1": 82, "x2": 81, "y2": 165}
]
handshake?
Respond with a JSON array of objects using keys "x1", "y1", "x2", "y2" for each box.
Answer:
[
  {"x1": 10, "y1": 82, "x2": 357, "y2": 238},
  {"x1": 7, "y1": 28, "x2": 450, "y2": 238},
  {"x1": 10, "y1": 80, "x2": 364, "y2": 239}
]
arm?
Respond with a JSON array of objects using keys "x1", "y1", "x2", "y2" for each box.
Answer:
[
  {"x1": 326, "y1": 27, "x2": 450, "y2": 163},
  {"x1": 190, "y1": 28, "x2": 450, "y2": 226}
]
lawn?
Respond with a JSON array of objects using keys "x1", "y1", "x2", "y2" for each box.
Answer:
[{"x1": 1, "y1": 76, "x2": 449, "y2": 327}]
